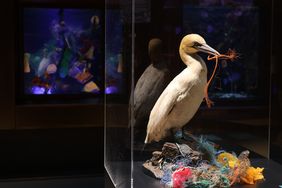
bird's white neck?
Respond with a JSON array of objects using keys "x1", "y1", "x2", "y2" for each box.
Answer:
[{"x1": 180, "y1": 52, "x2": 207, "y2": 75}]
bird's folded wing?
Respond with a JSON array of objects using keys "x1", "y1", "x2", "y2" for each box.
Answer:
[{"x1": 147, "y1": 77, "x2": 196, "y2": 133}]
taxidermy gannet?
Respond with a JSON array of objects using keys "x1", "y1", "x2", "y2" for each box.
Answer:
[
  {"x1": 133, "y1": 38, "x2": 172, "y2": 139},
  {"x1": 145, "y1": 34, "x2": 219, "y2": 144}
]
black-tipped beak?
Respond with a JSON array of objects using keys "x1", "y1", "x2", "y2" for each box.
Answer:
[{"x1": 197, "y1": 44, "x2": 220, "y2": 56}]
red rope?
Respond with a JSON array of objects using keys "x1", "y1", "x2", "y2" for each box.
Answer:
[{"x1": 204, "y1": 49, "x2": 238, "y2": 108}]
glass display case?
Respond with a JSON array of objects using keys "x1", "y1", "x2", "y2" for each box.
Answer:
[{"x1": 105, "y1": 0, "x2": 282, "y2": 187}]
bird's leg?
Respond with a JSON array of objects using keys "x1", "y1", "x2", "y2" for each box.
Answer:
[
  {"x1": 172, "y1": 128, "x2": 183, "y2": 143},
  {"x1": 172, "y1": 128, "x2": 195, "y2": 144}
]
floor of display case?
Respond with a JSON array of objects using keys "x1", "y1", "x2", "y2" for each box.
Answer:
[
  {"x1": 105, "y1": 126, "x2": 276, "y2": 188},
  {"x1": 0, "y1": 175, "x2": 104, "y2": 188},
  {"x1": 106, "y1": 158, "x2": 282, "y2": 188}
]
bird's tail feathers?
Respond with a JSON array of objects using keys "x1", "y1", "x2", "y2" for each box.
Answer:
[
  {"x1": 144, "y1": 134, "x2": 149, "y2": 144},
  {"x1": 141, "y1": 143, "x2": 147, "y2": 152}
]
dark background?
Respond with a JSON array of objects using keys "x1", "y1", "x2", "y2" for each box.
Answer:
[
  {"x1": 0, "y1": 0, "x2": 105, "y2": 179},
  {"x1": 0, "y1": 0, "x2": 281, "y2": 184},
  {"x1": 270, "y1": 0, "x2": 282, "y2": 164}
]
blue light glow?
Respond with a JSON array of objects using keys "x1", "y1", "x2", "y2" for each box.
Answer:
[
  {"x1": 31, "y1": 86, "x2": 46, "y2": 94},
  {"x1": 105, "y1": 86, "x2": 118, "y2": 94}
]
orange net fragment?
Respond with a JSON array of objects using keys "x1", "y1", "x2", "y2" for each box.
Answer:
[{"x1": 204, "y1": 49, "x2": 239, "y2": 108}]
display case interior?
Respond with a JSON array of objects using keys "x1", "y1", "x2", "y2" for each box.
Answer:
[
  {"x1": 17, "y1": 1, "x2": 106, "y2": 104},
  {"x1": 104, "y1": 0, "x2": 282, "y2": 187},
  {"x1": 17, "y1": 0, "x2": 128, "y2": 105}
]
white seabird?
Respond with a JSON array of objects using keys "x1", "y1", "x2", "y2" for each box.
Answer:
[{"x1": 145, "y1": 34, "x2": 219, "y2": 143}]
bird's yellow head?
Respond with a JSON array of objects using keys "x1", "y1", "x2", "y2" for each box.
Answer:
[{"x1": 179, "y1": 34, "x2": 219, "y2": 56}]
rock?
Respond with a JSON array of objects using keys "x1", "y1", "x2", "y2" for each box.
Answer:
[
  {"x1": 143, "y1": 142, "x2": 202, "y2": 179},
  {"x1": 151, "y1": 151, "x2": 162, "y2": 166},
  {"x1": 176, "y1": 143, "x2": 202, "y2": 161},
  {"x1": 143, "y1": 161, "x2": 164, "y2": 179},
  {"x1": 176, "y1": 143, "x2": 193, "y2": 157},
  {"x1": 162, "y1": 142, "x2": 179, "y2": 159}
]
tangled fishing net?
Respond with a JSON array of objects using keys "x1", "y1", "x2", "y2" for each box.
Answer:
[{"x1": 144, "y1": 139, "x2": 264, "y2": 188}]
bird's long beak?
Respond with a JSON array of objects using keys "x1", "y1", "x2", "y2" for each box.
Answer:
[{"x1": 197, "y1": 44, "x2": 220, "y2": 56}]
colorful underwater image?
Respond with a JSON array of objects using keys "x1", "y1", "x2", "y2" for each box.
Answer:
[
  {"x1": 183, "y1": 3, "x2": 260, "y2": 100},
  {"x1": 23, "y1": 8, "x2": 104, "y2": 95}
]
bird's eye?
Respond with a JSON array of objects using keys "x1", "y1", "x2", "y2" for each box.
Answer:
[{"x1": 193, "y1": 42, "x2": 202, "y2": 48}]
